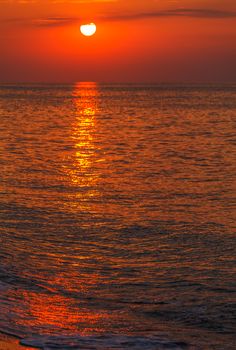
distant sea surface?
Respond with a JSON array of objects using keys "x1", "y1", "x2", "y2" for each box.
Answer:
[{"x1": 0, "y1": 83, "x2": 235, "y2": 350}]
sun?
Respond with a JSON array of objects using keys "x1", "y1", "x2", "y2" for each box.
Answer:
[{"x1": 80, "y1": 23, "x2": 97, "y2": 37}]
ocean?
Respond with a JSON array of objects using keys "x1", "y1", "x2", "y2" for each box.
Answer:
[{"x1": 0, "y1": 83, "x2": 235, "y2": 349}]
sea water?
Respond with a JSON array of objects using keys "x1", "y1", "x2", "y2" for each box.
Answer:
[{"x1": 0, "y1": 83, "x2": 235, "y2": 349}]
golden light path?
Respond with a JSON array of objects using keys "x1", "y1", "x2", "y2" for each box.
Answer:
[
  {"x1": 67, "y1": 82, "x2": 100, "y2": 213},
  {"x1": 80, "y1": 23, "x2": 96, "y2": 36},
  {"x1": 7, "y1": 84, "x2": 115, "y2": 337}
]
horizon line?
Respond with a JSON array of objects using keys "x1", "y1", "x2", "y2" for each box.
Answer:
[{"x1": 0, "y1": 81, "x2": 236, "y2": 84}]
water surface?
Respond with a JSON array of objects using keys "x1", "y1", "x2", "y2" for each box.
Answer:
[{"x1": 0, "y1": 83, "x2": 235, "y2": 349}]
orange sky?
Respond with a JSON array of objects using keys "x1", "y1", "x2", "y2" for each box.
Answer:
[{"x1": 0, "y1": 0, "x2": 236, "y2": 82}]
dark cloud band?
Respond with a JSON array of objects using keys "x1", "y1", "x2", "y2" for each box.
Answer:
[
  {"x1": 3, "y1": 8, "x2": 236, "y2": 28},
  {"x1": 106, "y1": 8, "x2": 236, "y2": 21}
]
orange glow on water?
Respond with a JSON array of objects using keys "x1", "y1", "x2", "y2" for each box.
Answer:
[
  {"x1": 20, "y1": 291, "x2": 108, "y2": 335},
  {"x1": 0, "y1": 81, "x2": 236, "y2": 350},
  {"x1": 72, "y1": 82, "x2": 97, "y2": 173},
  {"x1": 0, "y1": 334, "x2": 34, "y2": 350},
  {"x1": 63, "y1": 82, "x2": 101, "y2": 213}
]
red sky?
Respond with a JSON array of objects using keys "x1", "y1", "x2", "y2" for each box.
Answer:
[{"x1": 0, "y1": 0, "x2": 236, "y2": 82}]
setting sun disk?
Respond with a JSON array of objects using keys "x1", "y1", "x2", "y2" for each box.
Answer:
[{"x1": 80, "y1": 23, "x2": 97, "y2": 37}]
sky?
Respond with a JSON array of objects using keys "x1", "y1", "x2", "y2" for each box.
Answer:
[{"x1": 0, "y1": 0, "x2": 236, "y2": 83}]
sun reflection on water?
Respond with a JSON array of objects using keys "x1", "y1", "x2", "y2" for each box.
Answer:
[
  {"x1": 10, "y1": 83, "x2": 110, "y2": 336},
  {"x1": 64, "y1": 82, "x2": 101, "y2": 212},
  {"x1": 72, "y1": 82, "x2": 97, "y2": 174},
  {"x1": 18, "y1": 290, "x2": 108, "y2": 336}
]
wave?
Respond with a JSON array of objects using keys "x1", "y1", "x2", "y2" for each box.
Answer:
[{"x1": 20, "y1": 334, "x2": 188, "y2": 350}]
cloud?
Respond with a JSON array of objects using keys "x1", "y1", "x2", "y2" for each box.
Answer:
[
  {"x1": 44, "y1": 8, "x2": 236, "y2": 26},
  {"x1": 0, "y1": 0, "x2": 116, "y2": 2},
  {"x1": 31, "y1": 17, "x2": 78, "y2": 27},
  {"x1": 105, "y1": 8, "x2": 236, "y2": 21},
  {"x1": 3, "y1": 8, "x2": 236, "y2": 28},
  {"x1": 49, "y1": 8, "x2": 236, "y2": 26}
]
